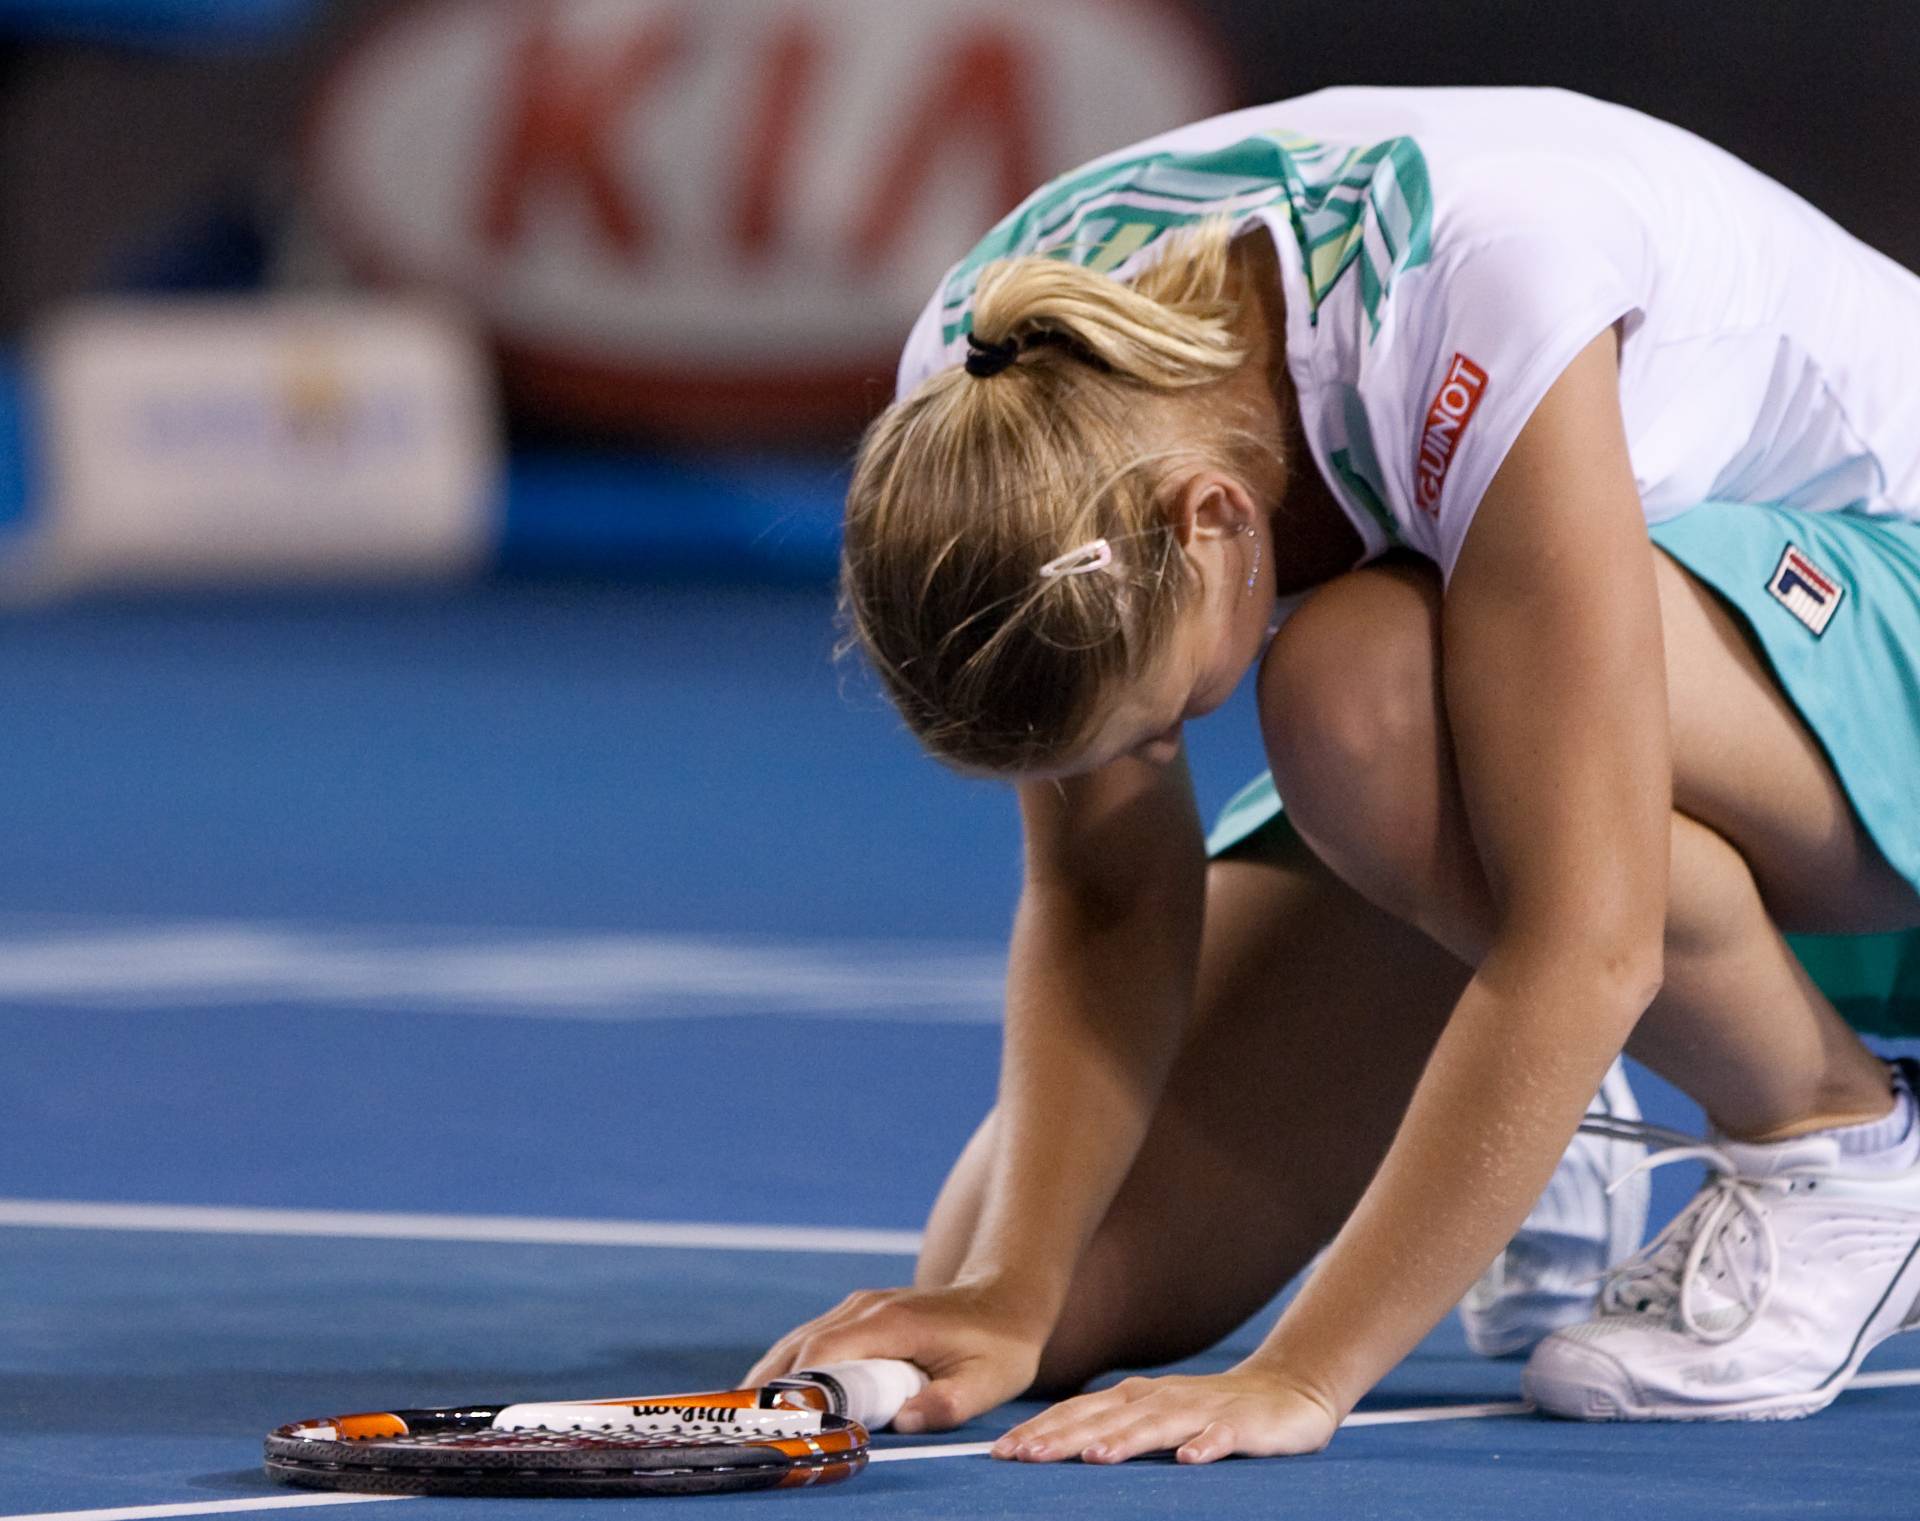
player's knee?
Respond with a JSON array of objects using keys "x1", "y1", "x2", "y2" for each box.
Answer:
[{"x1": 1257, "y1": 563, "x2": 1444, "y2": 870}]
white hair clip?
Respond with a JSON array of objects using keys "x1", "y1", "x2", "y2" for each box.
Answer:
[{"x1": 1038, "y1": 538, "x2": 1114, "y2": 579}]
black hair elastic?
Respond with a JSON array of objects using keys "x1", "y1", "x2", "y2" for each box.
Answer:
[{"x1": 964, "y1": 332, "x2": 1020, "y2": 378}]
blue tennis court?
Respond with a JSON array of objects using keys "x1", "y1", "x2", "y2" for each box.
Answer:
[{"x1": 3, "y1": 583, "x2": 1915, "y2": 1521}]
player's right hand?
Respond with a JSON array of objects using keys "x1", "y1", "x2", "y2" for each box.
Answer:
[{"x1": 745, "y1": 1280, "x2": 1046, "y2": 1432}]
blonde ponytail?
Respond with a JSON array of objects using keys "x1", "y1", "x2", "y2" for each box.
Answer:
[
  {"x1": 842, "y1": 218, "x2": 1255, "y2": 774},
  {"x1": 969, "y1": 223, "x2": 1245, "y2": 388}
]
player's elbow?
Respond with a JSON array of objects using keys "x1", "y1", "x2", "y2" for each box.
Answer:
[
  {"x1": 1604, "y1": 935, "x2": 1665, "y2": 1017},
  {"x1": 1496, "y1": 901, "x2": 1664, "y2": 1036},
  {"x1": 1566, "y1": 919, "x2": 1666, "y2": 1026}
]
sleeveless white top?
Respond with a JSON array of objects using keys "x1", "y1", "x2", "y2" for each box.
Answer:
[{"x1": 897, "y1": 87, "x2": 1920, "y2": 581}]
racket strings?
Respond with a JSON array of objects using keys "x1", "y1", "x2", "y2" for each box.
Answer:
[{"x1": 345, "y1": 1428, "x2": 786, "y2": 1450}]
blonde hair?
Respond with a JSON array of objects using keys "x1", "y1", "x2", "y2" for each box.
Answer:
[{"x1": 841, "y1": 219, "x2": 1257, "y2": 774}]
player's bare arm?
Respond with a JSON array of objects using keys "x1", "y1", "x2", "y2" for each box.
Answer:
[
  {"x1": 748, "y1": 749, "x2": 1208, "y2": 1430},
  {"x1": 995, "y1": 329, "x2": 1671, "y2": 1462}
]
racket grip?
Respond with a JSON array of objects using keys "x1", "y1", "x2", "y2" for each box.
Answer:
[{"x1": 771, "y1": 1360, "x2": 928, "y2": 1430}]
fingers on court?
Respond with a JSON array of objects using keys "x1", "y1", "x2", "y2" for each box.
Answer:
[
  {"x1": 1081, "y1": 1400, "x2": 1208, "y2": 1465},
  {"x1": 1176, "y1": 1420, "x2": 1238, "y2": 1464},
  {"x1": 994, "y1": 1388, "x2": 1127, "y2": 1461}
]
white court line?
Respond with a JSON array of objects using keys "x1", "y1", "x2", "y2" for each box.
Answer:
[
  {"x1": 1840, "y1": 1366, "x2": 1920, "y2": 1391},
  {"x1": 0, "y1": 917, "x2": 1005, "y2": 1023},
  {"x1": 10, "y1": 1372, "x2": 1920, "y2": 1521},
  {"x1": 0, "y1": 1199, "x2": 921, "y2": 1257},
  {"x1": 1, "y1": 1498, "x2": 412, "y2": 1521},
  {"x1": 1346, "y1": 1397, "x2": 1534, "y2": 1426},
  {"x1": 870, "y1": 1441, "x2": 998, "y2": 1462}
]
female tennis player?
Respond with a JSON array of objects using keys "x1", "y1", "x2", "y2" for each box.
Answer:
[{"x1": 749, "y1": 87, "x2": 1920, "y2": 1462}]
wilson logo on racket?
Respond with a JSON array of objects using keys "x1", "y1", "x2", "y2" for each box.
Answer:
[{"x1": 627, "y1": 1403, "x2": 758, "y2": 1423}]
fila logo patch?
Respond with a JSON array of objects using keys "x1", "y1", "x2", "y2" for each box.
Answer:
[
  {"x1": 1415, "y1": 353, "x2": 1489, "y2": 517},
  {"x1": 1767, "y1": 543, "x2": 1845, "y2": 637}
]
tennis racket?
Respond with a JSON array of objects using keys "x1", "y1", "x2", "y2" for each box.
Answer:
[{"x1": 263, "y1": 1359, "x2": 926, "y2": 1498}]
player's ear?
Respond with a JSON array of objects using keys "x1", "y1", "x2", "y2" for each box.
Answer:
[{"x1": 1166, "y1": 469, "x2": 1256, "y2": 548}]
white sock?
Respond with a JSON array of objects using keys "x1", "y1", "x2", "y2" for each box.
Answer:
[{"x1": 1823, "y1": 1064, "x2": 1920, "y2": 1172}]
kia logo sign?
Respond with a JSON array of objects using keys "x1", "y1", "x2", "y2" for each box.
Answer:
[{"x1": 307, "y1": 0, "x2": 1232, "y2": 445}]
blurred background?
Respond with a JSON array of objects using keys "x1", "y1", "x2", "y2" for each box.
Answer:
[
  {"x1": 2, "y1": 0, "x2": 1915, "y2": 1262},
  {"x1": 1, "y1": 0, "x2": 1911, "y2": 594}
]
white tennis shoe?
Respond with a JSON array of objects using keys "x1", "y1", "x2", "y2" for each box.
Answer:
[
  {"x1": 1524, "y1": 1060, "x2": 1920, "y2": 1421},
  {"x1": 1459, "y1": 1058, "x2": 1650, "y2": 1357}
]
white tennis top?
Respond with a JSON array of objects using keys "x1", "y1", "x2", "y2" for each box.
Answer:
[{"x1": 897, "y1": 87, "x2": 1920, "y2": 580}]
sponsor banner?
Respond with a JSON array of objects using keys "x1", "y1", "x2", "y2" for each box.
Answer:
[
  {"x1": 28, "y1": 299, "x2": 499, "y2": 591},
  {"x1": 307, "y1": 0, "x2": 1233, "y2": 445}
]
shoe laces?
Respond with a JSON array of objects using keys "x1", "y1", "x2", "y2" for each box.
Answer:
[{"x1": 1591, "y1": 1138, "x2": 1780, "y2": 1345}]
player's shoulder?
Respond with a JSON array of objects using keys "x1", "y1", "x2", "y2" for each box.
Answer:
[
  {"x1": 894, "y1": 87, "x2": 1663, "y2": 403},
  {"x1": 890, "y1": 93, "x2": 1389, "y2": 398}
]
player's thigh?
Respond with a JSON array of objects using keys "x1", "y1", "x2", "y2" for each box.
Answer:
[
  {"x1": 1657, "y1": 550, "x2": 1920, "y2": 933},
  {"x1": 1036, "y1": 819, "x2": 1469, "y2": 1388},
  {"x1": 1263, "y1": 550, "x2": 1916, "y2": 940}
]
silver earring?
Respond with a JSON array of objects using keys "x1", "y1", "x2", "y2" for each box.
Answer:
[{"x1": 1243, "y1": 523, "x2": 1261, "y2": 594}]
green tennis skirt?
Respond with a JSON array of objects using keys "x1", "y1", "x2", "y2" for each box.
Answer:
[{"x1": 1206, "y1": 500, "x2": 1920, "y2": 1040}]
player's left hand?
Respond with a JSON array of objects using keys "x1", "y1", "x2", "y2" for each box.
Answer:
[{"x1": 990, "y1": 1366, "x2": 1339, "y2": 1465}]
